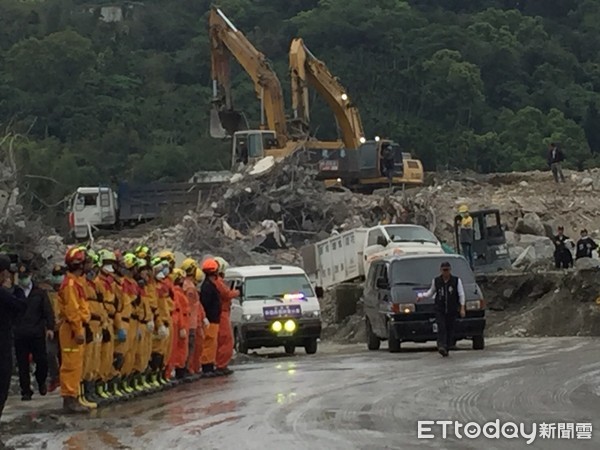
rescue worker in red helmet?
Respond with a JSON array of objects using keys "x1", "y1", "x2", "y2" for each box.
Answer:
[
  {"x1": 199, "y1": 258, "x2": 221, "y2": 377},
  {"x1": 59, "y1": 246, "x2": 92, "y2": 412}
]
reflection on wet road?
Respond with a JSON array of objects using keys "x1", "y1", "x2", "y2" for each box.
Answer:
[{"x1": 3, "y1": 338, "x2": 600, "y2": 449}]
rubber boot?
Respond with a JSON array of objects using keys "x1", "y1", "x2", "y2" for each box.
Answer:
[
  {"x1": 158, "y1": 370, "x2": 169, "y2": 386},
  {"x1": 63, "y1": 396, "x2": 90, "y2": 413},
  {"x1": 142, "y1": 372, "x2": 153, "y2": 390},
  {"x1": 84, "y1": 381, "x2": 103, "y2": 406},
  {"x1": 96, "y1": 381, "x2": 111, "y2": 401},
  {"x1": 110, "y1": 377, "x2": 125, "y2": 399},
  {"x1": 150, "y1": 372, "x2": 161, "y2": 388},
  {"x1": 201, "y1": 364, "x2": 217, "y2": 378},
  {"x1": 78, "y1": 383, "x2": 97, "y2": 409},
  {"x1": 133, "y1": 374, "x2": 143, "y2": 392},
  {"x1": 122, "y1": 376, "x2": 134, "y2": 394}
]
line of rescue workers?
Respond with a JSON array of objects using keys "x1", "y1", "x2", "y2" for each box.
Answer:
[{"x1": 46, "y1": 246, "x2": 237, "y2": 413}]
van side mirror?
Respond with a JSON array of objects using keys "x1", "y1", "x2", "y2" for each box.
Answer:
[
  {"x1": 376, "y1": 277, "x2": 389, "y2": 289},
  {"x1": 315, "y1": 286, "x2": 324, "y2": 299},
  {"x1": 377, "y1": 236, "x2": 388, "y2": 246}
]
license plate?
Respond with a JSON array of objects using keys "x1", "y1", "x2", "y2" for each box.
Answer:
[
  {"x1": 263, "y1": 304, "x2": 302, "y2": 320},
  {"x1": 432, "y1": 323, "x2": 438, "y2": 333},
  {"x1": 277, "y1": 331, "x2": 293, "y2": 337},
  {"x1": 319, "y1": 160, "x2": 339, "y2": 171}
]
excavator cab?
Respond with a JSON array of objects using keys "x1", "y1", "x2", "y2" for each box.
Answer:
[{"x1": 232, "y1": 130, "x2": 278, "y2": 166}]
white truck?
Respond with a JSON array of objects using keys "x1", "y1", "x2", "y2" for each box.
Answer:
[{"x1": 301, "y1": 224, "x2": 444, "y2": 291}]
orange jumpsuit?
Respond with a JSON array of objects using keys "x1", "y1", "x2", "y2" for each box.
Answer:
[
  {"x1": 58, "y1": 272, "x2": 91, "y2": 398},
  {"x1": 134, "y1": 283, "x2": 153, "y2": 373},
  {"x1": 82, "y1": 277, "x2": 106, "y2": 382},
  {"x1": 120, "y1": 276, "x2": 139, "y2": 377},
  {"x1": 167, "y1": 284, "x2": 190, "y2": 374},
  {"x1": 215, "y1": 277, "x2": 239, "y2": 370},
  {"x1": 95, "y1": 274, "x2": 118, "y2": 382},
  {"x1": 153, "y1": 280, "x2": 172, "y2": 361},
  {"x1": 187, "y1": 281, "x2": 206, "y2": 374}
]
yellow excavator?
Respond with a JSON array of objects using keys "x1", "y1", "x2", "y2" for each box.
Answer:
[
  {"x1": 209, "y1": 7, "x2": 341, "y2": 168},
  {"x1": 289, "y1": 38, "x2": 424, "y2": 191}
]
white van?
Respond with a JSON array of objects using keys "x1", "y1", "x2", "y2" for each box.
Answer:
[{"x1": 225, "y1": 265, "x2": 322, "y2": 355}]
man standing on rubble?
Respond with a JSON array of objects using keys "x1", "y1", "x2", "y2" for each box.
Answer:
[
  {"x1": 417, "y1": 261, "x2": 466, "y2": 357},
  {"x1": 553, "y1": 226, "x2": 573, "y2": 269},
  {"x1": 458, "y1": 205, "x2": 474, "y2": 269},
  {"x1": 576, "y1": 229, "x2": 598, "y2": 260},
  {"x1": 0, "y1": 254, "x2": 27, "y2": 421},
  {"x1": 548, "y1": 142, "x2": 566, "y2": 183}
]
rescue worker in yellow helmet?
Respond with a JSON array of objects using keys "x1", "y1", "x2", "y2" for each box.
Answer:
[
  {"x1": 59, "y1": 246, "x2": 91, "y2": 413},
  {"x1": 150, "y1": 258, "x2": 171, "y2": 387},
  {"x1": 458, "y1": 205, "x2": 474, "y2": 269},
  {"x1": 166, "y1": 268, "x2": 190, "y2": 380},
  {"x1": 181, "y1": 258, "x2": 200, "y2": 377},
  {"x1": 133, "y1": 257, "x2": 154, "y2": 391},
  {"x1": 135, "y1": 245, "x2": 152, "y2": 265},
  {"x1": 118, "y1": 253, "x2": 141, "y2": 394},
  {"x1": 188, "y1": 267, "x2": 207, "y2": 375}
]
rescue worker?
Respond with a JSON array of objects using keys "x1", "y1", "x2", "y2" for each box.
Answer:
[
  {"x1": 553, "y1": 226, "x2": 573, "y2": 269},
  {"x1": 150, "y1": 258, "x2": 171, "y2": 387},
  {"x1": 59, "y1": 247, "x2": 91, "y2": 412},
  {"x1": 118, "y1": 253, "x2": 141, "y2": 394},
  {"x1": 134, "y1": 258, "x2": 154, "y2": 391},
  {"x1": 458, "y1": 205, "x2": 474, "y2": 269},
  {"x1": 199, "y1": 259, "x2": 222, "y2": 377},
  {"x1": 13, "y1": 262, "x2": 55, "y2": 401},
  {"x1": 576, "y1": 229, "x2": 598, "y2": 260},
  {"x1": 189, "y1": 267, "x2": 208, "y2": 375},
  {"x1": 79, "y1": 250, "x2": 103, "y2": 408},
  {"x1": 166, "y1": 268, "x2": 190, "y2": 380},
  {"x1": 95, "y1": 250, "x2": 125, "y2": 399},
  {"x1": 181, "y1": 259, "x2": 200, "y2": 376},
  {"x1": 380, "y1": 143, "x2": 395, "y2": 182},
  {"x1": 45, "y1": 265, "x2": 65, "y2": 393},
  {"x1": 135, "y1": 245, "x2": 152, "y2": 266},
  {"x1": 417, "y1": 261, "x2": 466, "y2": 357},
  {"x1": 0, "y1": 254, "x2": 27, "y2": 421},
  {"x1": 214, "y1": 257, "x2": 239, "y2": 376}
]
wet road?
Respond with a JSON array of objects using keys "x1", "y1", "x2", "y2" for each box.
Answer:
[{"x1": 2, "y1": 337, "x2": 600, "y2": 450}]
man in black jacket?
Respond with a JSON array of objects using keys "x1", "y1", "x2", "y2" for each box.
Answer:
[
  {"x1": 418, "y1": 261, "x2": 466, "y2": 357},
  {"x1": 576, "y1": 229, "x2": 598, "y2": 260},
  {"x1": 0, "y1": 254, "x2": 27, "y2": 421},
  {"x1": 199, "y1": 259, "x2": 221, "y2": 377},
  {"x1": 13, "y1": 263, "x2": 55, "y2": 401},
  {"x1": 547, "y1": 142, "x2": 565, "y2": 183}
]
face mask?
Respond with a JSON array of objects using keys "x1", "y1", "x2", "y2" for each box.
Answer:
[
  {"x1": 102, "y1": 264, "x2": 115, "y2": 274},
  {"x1": 50, "y1": 275, "x2": 64, "y2": 286},
  {"x1": 156, "y1": 272, "x2": 166, "y2": 280},
  {"x1": 86, "y1": 270, "x2": 96, "y2": 280},
  {"x1": 18, "y1": 277, "x2": 31, "y2": 287},
  {"x1": 161, "y1": 267, "x2": 169, "y2": 277}
]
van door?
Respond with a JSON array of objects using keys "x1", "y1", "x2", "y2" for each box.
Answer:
[
  {"x1": 229, "y1": 278, "x2": 244, "y2": 327},
  {"x1": 363, "y1": 227, "x2": 386, "y2": 275}
]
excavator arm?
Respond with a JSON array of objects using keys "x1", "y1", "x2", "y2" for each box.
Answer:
[
  {"x1": 289, "y1": 38, "x2": 365, "y2": 149},
  {"x1": 209, "y1": 7, "x2": 288, "y2": 146}
]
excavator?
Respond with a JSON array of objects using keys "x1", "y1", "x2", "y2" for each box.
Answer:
[
  {"x1": 289, "y1": 38, "x2": 424, "y2": 191},
  {"x1": 209, "y1": 7, "x2": 341, "y2": 169}
]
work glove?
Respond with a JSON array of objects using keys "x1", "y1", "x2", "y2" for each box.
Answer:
[
  {"x1": 179, "y1": 328, "x2": 187, "y2": 339},
  {"x1": 117, "y1": 328, "x2": 127, "y2": 342},
  {"x1": 203, "y1": 318, "x2": 210, "y2": 328},
  {"x1": 146, "y1": 320, "x2": 155, "y2": 333},
  {"x1": 94, "y1": 333, "x2": 103, "y2": 344},
  {"x1": 158, "y1": 325, "x2": 169, "y2": 339}
]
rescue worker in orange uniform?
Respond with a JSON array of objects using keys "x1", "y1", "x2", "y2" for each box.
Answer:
[
  {"x1": 134, "y1": 257, "x2": 154, "y2": 391},
  {"x1": 150, "y1": 258, "x2": 171, "y2": 387},
  {"x1": 214, "y1": 257, "x2": 239, "y2": 376},
  {"x1": 199, "y1": 259, "x2": 221, "y2": 377},
  {"x1": 181, "y1": 259, "x2": 200, "y2": 376},
  {"x1": 59, "y1": 247, "x2": 91, "y2": 413},
  {"x1": 166, "y1": 268, "x2": 190, "y2": 380},
  {"x1": 118, "y1": 253, "x2": 141, "y2": 394},
  {"x1": 188, "y1": 267, "x2": 208, "y2": 375},
  {"x1": 95, "y1": 250, "x2": 124, "y2": 400},
  {"x1": 80, "y1": 250, "x2": 104, "y2": 407}
]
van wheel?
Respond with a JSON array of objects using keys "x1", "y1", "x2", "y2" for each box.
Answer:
[
  {"x1": 472, "y1": 335, "x2": 485, "y2": 350},
  {"x1": 304, "y1": 338, "x2": 318, "y2": 355},
  {"x1": 235, "y1": 328, "x2": 248, "y2": 354},
  {"x1": 366, "y1": 318, "x2": 381, "y2": 351},
  {"x1": 388, "y1": 325, "x2": 401, "y2": 353},
  {"x1": 284, "y1": 344, "x2": 296, "y2": 355}
]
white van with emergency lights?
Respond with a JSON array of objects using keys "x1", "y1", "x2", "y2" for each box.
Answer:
[{"x1": 225, "y1": 265, "x2": 322, "y2": 355}]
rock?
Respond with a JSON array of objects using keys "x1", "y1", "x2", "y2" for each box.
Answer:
[
  {"x1": 249, "y1": 156, "x2": 275, "y2": 177},
  {"x1": 518, "y1": 234, "x2": 555, "y2": 260},
  {"x1": 581, "y1": 177, "x2": 593, "y2": 187},
  {"x1": 509, "y1": 245, "x2": 525, "y2": 262},
  {"x1": 515, "y1": 212, "x2": 545, "y2": 236},
  {"x1": 575, "y1": 257, "x2": 600, "y2": 271},
  {"x1": 519, "y1": 181, "x2": 529, "y2": 187},
  {"x1": 503, "y1": 288, "x2": 514, "y2": 299},
  {"x1": 505, "y1": 231, "x2": 519, "y2": 246},
  {"x1": 230, "y1": 173, "x2": 244, "y2": 183},
  {"x1": 270, "y1": 203, "x2": 282, "y2": 214}
]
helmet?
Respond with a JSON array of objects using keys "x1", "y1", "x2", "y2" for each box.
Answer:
[
  {"x1": 151, "y1": 257, "x2": 164, "y2": 269},
  {"x1": 194, "y1": 267, "x2": 205, "y2": 283},
  {"x1": 121, "y1": 252, "x2": 137, "y2": 270},
  {"x1": 157, "y1": 250, "x2": 175, "y2": 264},
  {"x1": 135, "y1": 245, "x2": 151, "y2": 259},
  {"x1": 65, "y1": 246, "x2": 86, "y2": 268},
  {"x1": 180, "y1": 258, "x2": 197, "y2": 275},
  {"x1": 169, "y1": 268, "x2": 185, "y2": 283},
  {"x1": 458, "y1": 205, "x2": 469, "y2": 213},
  {"x1": 52, "y1": 264, "x2": 66, "y2": 276},
  {"x1": 214, "y1": 256, "x2": 229, "y2": 273},
  {"x1": 98, "y1": 249, "x2": 117, "y2": 265},
  {"x1": 201, "y1": 258, "x2": 219, "y2": 274},
  {"x1": 86, "y1": 248, "x2": 99, "y2": 266}
]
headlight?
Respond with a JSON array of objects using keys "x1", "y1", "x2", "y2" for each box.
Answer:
[
  {"x1": 271, "y1": 321, "x2": 283, "y2": 332},
  {"x1": 466, "y1": 300, "x2": 482, "y2": 311},
  {"x1": 399, "y1": 303, "x2": 415, "y2": 314},
  {"x1": 284, "y1": 320, "x2": 296, "y2": 332}
]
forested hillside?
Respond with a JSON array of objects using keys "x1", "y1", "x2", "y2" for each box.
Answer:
[{"x1": 1, "y1": 0, "x2": 600, "y2": 209}]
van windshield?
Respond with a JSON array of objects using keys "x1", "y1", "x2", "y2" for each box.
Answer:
[
  {"x1": 244, "y1": 274, "x2": 315, "y2": 299},
  {"x1": 390, "y1": 257, "x2": 475, "y2": 286},
  {"x1": 383, "y1": 225, "x2": 439, "y2": 244}
]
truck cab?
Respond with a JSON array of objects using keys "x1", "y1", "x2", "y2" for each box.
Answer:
[
  {"x1": 363, "y1": 254, "x2": 486, "y2": 352},
  {"x1": 225, "y1": 264, "x2": 322, "y2": 356},
  {"x1": 69, "y1": 187, "x2": 118, "y2": 239}
]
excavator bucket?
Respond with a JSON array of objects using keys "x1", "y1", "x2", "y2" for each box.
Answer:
[
  {"x1": 210, "y1": 106, "x2": 228, "y2": 138},
  {"x1": 210, "y1": 106, "x2": 245, "y2": 138}
]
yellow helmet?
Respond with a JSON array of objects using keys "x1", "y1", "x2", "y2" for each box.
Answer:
[
  {"x1": 135, "y1": 245, "x2": 151, "y2": 259},
  {"x1": 157, "y1": 250, "x2": 175, "y2": 263},
  {"x1": 98, "y1": 249, "x2": 117, "y2": 265},
  {"x1": 194, "y1": 267, "x2": 205, "y2": 283},
  {"x1": 458, "y1": 205, "x2": 469, "y2": 213},
  {"x1": 180, "y1": 258, "x2": 197, "y2": 275},
  {"x1": 214, "y1": 256, "x2": 229, "y2": 273},
  {"x1": 169, "y1": 268, "x2": 185, "y2": 283},
  {"x1": 121, "y1": 252, "x2": 137, "y2": 270}
]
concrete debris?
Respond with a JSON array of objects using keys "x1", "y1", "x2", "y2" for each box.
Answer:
[
  {"x1": 514, "y1": 212, "x2": 546, "y2": 236},
  {"x1": 248, "y1": 156, "x2": 276, "y2": 177}
]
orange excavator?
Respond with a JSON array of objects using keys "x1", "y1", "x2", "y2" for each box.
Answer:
[
  {"x1": 209, "y1": 7, "x2": 341, "y2": 168},
  {"x1": 289, "y1": 38, "x2": 424, "y2": 191}
]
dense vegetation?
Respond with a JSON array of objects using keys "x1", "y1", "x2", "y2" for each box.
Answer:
[{"x1": 1, "y1": 0, "x2": 600, "y2": 210}]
